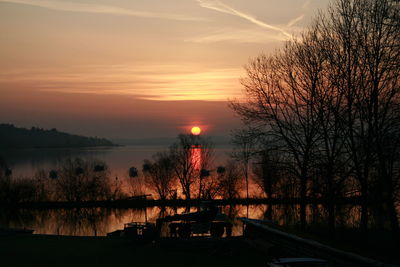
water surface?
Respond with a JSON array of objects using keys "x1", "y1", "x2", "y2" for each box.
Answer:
[
  {"x1": 0, "y1": 204, "x2": 366, "y2": 237},
  {"x1": 0, "y1": 145, "x2": 232, "y2": 179}
]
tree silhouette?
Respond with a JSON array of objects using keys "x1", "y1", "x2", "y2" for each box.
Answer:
[
  {"x1": 169, "y1": 134, "x2": 214, "y2": 200},
  {"x1": 142, "y1": 152, "x2": 175, "y2": 200},
  {"x1": 230, "y1": 0, "x2": 400, "y2": 235}
]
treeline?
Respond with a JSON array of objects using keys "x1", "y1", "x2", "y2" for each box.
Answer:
[
  {"x1": 0, "y1": 158, "x2": 122, "y2": 203},
  {"x1": 0, "y1": 134, "x2": 244, "y2": 204},
  {"x1": 141, "y1": 134, "x2": 243, "y2": 201},
  {"x1": 231, "y1": 0, "x2": 400, "y2": 236},
  {"x1": 0, "y1": 124, "x2": 115, "y2": 148}
]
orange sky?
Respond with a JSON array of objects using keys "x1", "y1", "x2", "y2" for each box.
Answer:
[{"x1": 0, "y1": 0, "x2": 330, "y2": 139}]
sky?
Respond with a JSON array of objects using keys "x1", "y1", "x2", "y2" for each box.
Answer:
[{"x1": 0, "y1": 0, "x2": 330, "y2": 140}]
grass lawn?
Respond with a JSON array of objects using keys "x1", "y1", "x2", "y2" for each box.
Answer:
[{"x1": 0, "y1": 235, "x2": 267, "y2": 267}]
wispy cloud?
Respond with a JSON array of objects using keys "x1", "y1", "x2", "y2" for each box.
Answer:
[
  {"x1": 186, "y1": 28, "x2": 287, "y2": 44},
  {"x1": 0, "y1": 0, "x2": 205, "y2": 21},
  {"x1": 285, "y1": 0, "x2": 311, "y2": 28},
  {"x1": 196, "y1": 0, "x2": 291, "y2": 38},
  {"x1": 287, "y1": 14, "x2": 305, "y2": 27},
  {"x1": 0, "y1": 64, "x2": 243, "y2": 101}
]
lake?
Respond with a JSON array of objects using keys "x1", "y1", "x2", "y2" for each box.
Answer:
[
  {"x1": 0, "y1": 145, "x2": 233, "y2": 179},
  {"x1": 1, "y1": 145, "x2": 397, "y2": 245},
  {"x1": 0, "y1": 204, "x2": 364, "y2": 237}
]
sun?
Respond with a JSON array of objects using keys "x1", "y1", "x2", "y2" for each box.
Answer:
[{"x1": 191, "y1": 126, "x2": 201, "y2": 135}]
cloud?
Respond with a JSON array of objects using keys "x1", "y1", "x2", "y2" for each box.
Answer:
[
  {"x1": 0, "y1": 64, "x2": 243, "y2": 101},
  {"x1": 196, "y1": 0, "x2": 291, "y2": 38},
  {"x1": 0, "y1": 0, "x2": 206, "y2": 21}
]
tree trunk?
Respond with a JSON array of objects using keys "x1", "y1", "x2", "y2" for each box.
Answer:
[
  {"x1": 360, "y1": 185, "x2": 369, "y2": 241},
  {"x1": 300, "y1": 177, "x2": 307, "y2": 230},
  {"x1": 327, "y1": 171, "x2": 335, "y2": 238}
]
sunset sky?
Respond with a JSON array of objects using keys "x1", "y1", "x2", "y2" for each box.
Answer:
[{"x1": 0, "y1": 0, "x2": 330, "y2": 140}]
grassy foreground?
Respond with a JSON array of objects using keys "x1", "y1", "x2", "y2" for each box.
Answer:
[{"x1": 0, "y1": 235, "x2": 266, "y2": 267}]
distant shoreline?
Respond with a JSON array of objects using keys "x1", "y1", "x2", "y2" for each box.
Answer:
[
  {"x1": 0, "y1": 144, "x2": 121, "y2": 149},
  {"x1": 0, "y1": 123, "x2": 117, "y2": 149}
]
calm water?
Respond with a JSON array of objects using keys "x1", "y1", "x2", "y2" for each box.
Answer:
[
  {"x1": 0, "y1": 145, "x2": 232, "y2": 179},
  {"x1": 1, "y1": 146, "x2": 394, "y2": 238},
  {"x1": 0, "y1": 204, "x2": 365, "y2": 237},
  {"x1": 0, "y1": 206, "x2": 247, "y2": 236}
]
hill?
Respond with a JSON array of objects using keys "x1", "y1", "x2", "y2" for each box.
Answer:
[{"x1": 0, "y1": 124, "x2": 116, "y2": 148}]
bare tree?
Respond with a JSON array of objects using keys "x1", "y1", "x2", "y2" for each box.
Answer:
[
  {"x1": 142, "y1": 151, "x2": 175, "y2": 200},
  {"x1": 218, "y1": 161, "x2": 241, "y2": 200},
  {"x1": 231, "y1": 129, "x2": 255, "y2": 199},
  {"x1": 230, "y1": 0, "x2": 400, "y2": 234},
  {"x1": 55, "y1": 158, "x2": 112, "y2": 202},
  {"x1": 253, "y1": 148, "x2": 282, "y2": 200},
  {"x1": 230, "y1": 33, "x2": 323, "y2": 229},
  {"x1": 319, "y1": 0, "x2": 400, "y2": 235},
  {"x1": 124, "y1": 166, "x2": 147, "y2": 198},
  {"x1": 169, "y1": 134, "x2": 214, "y2": 200}
]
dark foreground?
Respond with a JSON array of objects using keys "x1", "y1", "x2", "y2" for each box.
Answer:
[{"x1": 0, "y1": 235, "x2": 268, "y2": 267}]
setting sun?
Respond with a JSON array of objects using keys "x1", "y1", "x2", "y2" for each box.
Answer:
[{"x1": 191, "y1": 126, "x2": 201, "y2": 135}]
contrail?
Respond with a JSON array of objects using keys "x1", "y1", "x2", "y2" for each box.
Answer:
[
  {"x1": 287, "y1": 14, "x2": 305, "y2": 27},
  {"x1": 196, "y1": 0, "x2": 291, "y2": 38},
  {"x1": 0, "y1": 0, "x2": 206, "y2": 21}
]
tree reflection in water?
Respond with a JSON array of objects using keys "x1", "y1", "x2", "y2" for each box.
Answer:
[{"x1": 0, "y1": 204, "x2": 392, "y2": 237}]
